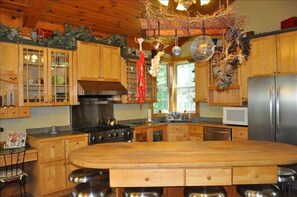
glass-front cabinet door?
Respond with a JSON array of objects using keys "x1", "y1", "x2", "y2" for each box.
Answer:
[
  {"x1": 48, "y1": 48, "x2": 72, "y2": 105},
  {"x1": 19, "y1": 45, "x2": 73, "y2": 106},
  {"x1": 19, "y1": 45, "x2": 47, "y2": 106}
]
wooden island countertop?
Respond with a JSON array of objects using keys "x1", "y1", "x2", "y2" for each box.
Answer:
[{"x1": 69, "y1": 140, "x2": 297, "y2": 187}]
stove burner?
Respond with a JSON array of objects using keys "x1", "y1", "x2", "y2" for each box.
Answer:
[{"x1": 74, "y1": 125, "x2": 133, "y2": 144}]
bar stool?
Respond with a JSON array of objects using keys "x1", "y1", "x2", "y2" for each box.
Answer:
[
  {"x1": 68, "y1": 168, "x2": 111, "y2": 197},
  {"x1": 236, "y1": 184, "x2": 281, "y2": 197},
  {"x1": 124, "y1": 187, "x2": 163, "y2": 197},
  {"x1": 277, "y1": 167, "x2": 297, "y2": 197},
  {"x1": 184, "y1": 186, "x2": 227, "y2": 197}
]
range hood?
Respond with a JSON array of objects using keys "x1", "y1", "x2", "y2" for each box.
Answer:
[{"x1": 78, "y1": 80, "x2": 128, "y2": 96}]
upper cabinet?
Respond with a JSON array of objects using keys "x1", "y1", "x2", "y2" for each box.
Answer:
[
  {"x1": 125, "y1": 58, "x2": 156, "y2": 103},
  {"x1": 195, "y1": 62, "x2": 208, "y2": 102},
  {"x1": 18, "y1": 45, "x2": 74, "y2": 106},
  {"x1": 76, "y1": 41, "x2": 121, "y2": 82},
  {"x1": 276, "y1": 31, "x2": 297, "y2": 74},
  {"x1": 0, "y1": 42, "x2": 19, "y2": 83}
]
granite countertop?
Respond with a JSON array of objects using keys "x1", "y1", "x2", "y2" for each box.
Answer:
[{"x1": 27, "y1": 130, "x2": 86, "y2": 139}]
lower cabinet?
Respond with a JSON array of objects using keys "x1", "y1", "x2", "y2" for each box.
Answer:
[
  {"x1": 27, "y1": 134, "x2": 88, "y2": 197},
  {"x1": 232, "y1": 127, "x2": 248, "y2": 140},
  {"x1": 187, "y1": 124, "x2": 203, "y2": 141},
  {"x1": 133, "y1": 125, "x2": 167, "y2": 142},
  {"x1": 167, "y1": 124, "x2": 187, "y2": 141}
]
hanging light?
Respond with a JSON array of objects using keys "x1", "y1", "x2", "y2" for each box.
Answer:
[
  {"x1": 200, "y1": 0, "x2": 210, "y2": 6},
  {"x1": 159, "y1": 0, "x2": 199, "y2": 11}
]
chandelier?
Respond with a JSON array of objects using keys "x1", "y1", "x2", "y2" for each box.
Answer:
[{"x1": 159, "y1": 0, "x2": 210, "y2": 11}]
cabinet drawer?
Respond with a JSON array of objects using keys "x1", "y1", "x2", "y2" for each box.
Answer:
[
  {"x1": 233, "y1": 166, "x2": 277, "y2": 184},
  {"x1": 19, "y1": 107, "x2": 30, "y2": 117},
  {"x1": 232, "y1": 128, "x2": 248, "y2": 140},
  {"x1": 39, "y1": 140, "x2": 65, "y2": 163},
  {"x1": 7, "y1": 107, "x2": 19, "y2": 118},
  {"x1": 186, "y1": 168, "x2": 232, "y2": 186},
  {"x1": 168, "y1": 125, "x2": 187, "y2": 132},
  {"x1": 0, "y1": 108, "x2": 7, "y2": 119},
  {"x1": 110, "y1": 169, "x2": 184, "y2": 187},
  {"x1": 65, "y1": 137, "x2": 88, "y2": 158}
]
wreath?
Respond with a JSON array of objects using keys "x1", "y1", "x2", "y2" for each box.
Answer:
[{"x1": 213, "y1": 27, "x2": 251, "y2": 89}]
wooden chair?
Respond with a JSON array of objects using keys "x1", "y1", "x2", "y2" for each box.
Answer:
[{"x1": 0, "y1": 147, "x2": 27, "y2": 197}]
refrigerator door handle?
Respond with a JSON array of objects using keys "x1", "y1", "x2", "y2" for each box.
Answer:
[
  {"x1": 276, "y1": 86, "x2": 280, "y2": 128},
  {"x1": 269, "y1": 86, "x2": 274, "y2": 132}
]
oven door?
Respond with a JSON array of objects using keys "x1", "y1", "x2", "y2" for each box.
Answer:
[{"x1": 203, "y1": 126, "x2": 232, "y2": 141}]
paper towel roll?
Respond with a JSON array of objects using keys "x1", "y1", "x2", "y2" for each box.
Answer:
[{"x1": 148, "y1": 109, "x2": 152, "y2": 122}]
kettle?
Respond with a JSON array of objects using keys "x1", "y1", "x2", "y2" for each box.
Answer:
[{"x1": 107, "y1": 118, "x2": 117, "y2": 126}]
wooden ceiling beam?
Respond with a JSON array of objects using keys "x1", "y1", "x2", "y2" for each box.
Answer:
[{"x1": 22, "y1": 0, "x2": 47, "y2": 28}]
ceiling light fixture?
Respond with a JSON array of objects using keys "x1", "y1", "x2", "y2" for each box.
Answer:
[
  {"x1": 158, "y1": 0, "x2": 200, "y2": 11},
  {"x1": 200, "y1": 0, "x2": 210, "y2": 6}
]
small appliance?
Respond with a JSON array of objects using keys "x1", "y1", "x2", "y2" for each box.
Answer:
[{"x1": 223, "y1": 107, "x2": 248, "y2": 126}]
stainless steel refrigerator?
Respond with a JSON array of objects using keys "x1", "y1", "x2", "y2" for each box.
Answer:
[{"x1": 248, "y1": 74, "x2": 297, "y2": 145}]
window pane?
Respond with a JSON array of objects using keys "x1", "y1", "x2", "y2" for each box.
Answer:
[
  {"x1": 176, "y1": 63, "x2": 195, "y2": 112},
  {"x1": 153, "y1": 64, "x2": 169, "y2": 113}
]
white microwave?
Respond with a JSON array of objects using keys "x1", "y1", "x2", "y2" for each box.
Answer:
[{"x1": 223, "y1": 107, "x2": 248, "y2": 126}]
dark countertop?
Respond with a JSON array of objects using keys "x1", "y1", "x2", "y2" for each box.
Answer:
[{"x1": 27, "y1": 130, "x2": 87, "y2": 139}]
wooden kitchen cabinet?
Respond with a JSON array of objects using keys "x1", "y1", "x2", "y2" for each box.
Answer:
[
  {"x1": 0, "y1": 42, "x2": 19, "y2": 83},
  {"x1": 133, "y1": 124, "x2": 167, "y2": 142},
  {"x1": 27, "y1": 134, "x2": 88, "y2": 197},
  {"x1": 133, "y1": 128, "x2": 148, "y2": 142},
  {"x1": 249, "y1": 35, "x2": 277, "y2": 76},
  {"x1": 187, "y1": 124, "x2": 203, "y2": 141},
  {"x1": 232, "y1": 127, "x2": 248, "y2": 140},
  {"x1": 0, "y1": 106, "x2": 30, "y2": 119},
  {"x1": 125, "y1": 58, "x2": 157, "y2": 103},
  {"x1": 240, "y1": 60, "x2": 250, "y2": 102},
  {"x1": 167, "y1": 124, "x2": 187, "y2": 141},
  {"x1": 195, "y1": 61, "x2": 208, "y2": 102},
  {"x1": 276, "y1": 31, "x2": 297, "y2": 74},
  {"x1": 18, "y1": 45, "x2": 74, "y2": 106},
  {"x1": 76, "y1": 41, "x2": 122, "y2": 82}
]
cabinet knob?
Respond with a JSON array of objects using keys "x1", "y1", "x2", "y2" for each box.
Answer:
[
  {"x1": 254, "y1": 174, "x2": 259, "y2": 179},
  {"x1": 76, "y1": 142, "x2": 80, "y2": 145},
  {"x1": 144, "y1": 177, "x2": 150, "y2": 181},
  {"x1": 207, "y1": 176, "x2": 212, "y2": 180},
  {"x1": 52, "y1": 145, "x2": 55, "y2": 148}
]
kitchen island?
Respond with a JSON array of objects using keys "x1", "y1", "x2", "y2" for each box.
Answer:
[{"x1": 69, "y1": 140, "x2": 297, "y2": 196}]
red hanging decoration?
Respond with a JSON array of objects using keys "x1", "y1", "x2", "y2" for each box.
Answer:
[{"x1": 137, "y1": 51, "x2": 146, "y2": 108}]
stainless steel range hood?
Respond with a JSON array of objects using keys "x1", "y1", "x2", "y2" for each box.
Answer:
[{"x1": 78, "y1": 80, "x2": 128, "y2": 96}]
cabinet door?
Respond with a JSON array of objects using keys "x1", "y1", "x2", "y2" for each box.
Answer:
[
  {"x1": 195, "y1": 62, "x2": 208, "y2": 102},
  {"x1": 48, "y1": 48, "x2": 73, "y2": 105},
  {"x1": 240, "y1": 60, "x2": 250, "y2": 102},
  {"x1": 65, "y1": 137, "x2": 88, "y2": 159},
  {"x1": 133, "y1": 128, "x2": 147, "y2": 142},
  {"x1": 167, "y1": 125, "x2": 187, "y2": 141},
  {"x1": 0, "y1": 42, "x2": 19, "y2": 82},
  {"x1": 39, "y1": 140, "x2": 65, "y2": 163},
  {"x1": 39, "y1": 160, "x2": 66, "y2": 195},
  {"x1": 232, "y1": 127, "x2": 248, "y2": 140},
  {"x1": 77, "y1": 41, "x2": 101, "y2": 80},
  {"x1": 19, "y1": 45, "x2": 48, "y2": 106},
  {"x1": 147, "y1": 125, "x2": 167, "y2": 142},
  {"x1": 277, "y1": 31, "x2": 297, "y2": 74},
  {"x1": 101, "y1": 44, "x2": 121, "y2": 81},
  {"x1": 249, "y1": 35, "x2": 277, "y2": 76},
  {"x1": 188, "y1": 124, "x2": 203, "y2": 141}
]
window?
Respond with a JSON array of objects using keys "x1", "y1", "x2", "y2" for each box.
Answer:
[
  {"x1": 153, "y1": 64, "x2": 169, "y2": 113},
  {"x1": 176, "y1": 63, "x2": 195, "y2": 112}
]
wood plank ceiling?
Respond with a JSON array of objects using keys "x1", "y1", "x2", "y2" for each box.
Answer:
[{"x1": 0, "y1": 0, "x2": 235, "y2": 52}]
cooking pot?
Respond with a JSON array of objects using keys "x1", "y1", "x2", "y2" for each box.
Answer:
[
  {"x1": 107, "y1": 118, "x2": 117, "y2": 126},
  {"x1": 152, "y1": 40, "x2": 165, "y2": 51}
]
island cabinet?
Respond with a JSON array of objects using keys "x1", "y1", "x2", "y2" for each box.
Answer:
[
  {"x1": 18, "y1": 45, "x2": 74, "y2": 106},
  {"x1": 76, "y1": 41, "x2": 121, "y2": 82},
  {"x1": 187, "y1": 124, "x2": 203, "y2": 141},
  {"x1": 133, "y1": 124, "x2": 167, "y2": 142},
  {"x1": 27, "y1": 133, "x2": 88, "y2": 197},
  {"x1": 167, "y1": 124, "x2": 187, "y2": 141}
]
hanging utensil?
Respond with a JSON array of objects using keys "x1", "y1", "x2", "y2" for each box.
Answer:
[{"x1": 172, "y1": 34, "x2": 181, "y2": 56}]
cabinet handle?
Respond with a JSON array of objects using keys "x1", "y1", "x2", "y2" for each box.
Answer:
[
  {"x1": 144, "y1": 177, "x2": 150, "y2": 181},
  {"x1": 254, "y1": 174, "x2": 259, "y2": 179},
  {"x1": 207, "y1": 176, "x2": 211, "y2": 180},
  {"x1": 12, "y1": 112, "x2": 16, "y2": 114},
  {"x1": 52, "y1": 145, "x2": 55, "y2": 148},
  {"x1": 76, "y1": 142, "x2": 80, "y2": 145}
]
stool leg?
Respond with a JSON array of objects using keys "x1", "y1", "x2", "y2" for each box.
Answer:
[{"x1": 287, "y1": 182, "x2": 291, "y2": 197}]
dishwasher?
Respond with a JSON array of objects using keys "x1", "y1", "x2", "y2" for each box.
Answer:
[{"x1": 203, "y1": 126, "x2": 232, "y2": 141}]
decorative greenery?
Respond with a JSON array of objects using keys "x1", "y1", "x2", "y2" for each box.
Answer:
[
  {"x1": 0, "y1": 23, "x2": 126, "y2": 50},
  {"x1": 0, "y1": 24, "x2": 22, "y2": 42},
  {"x1": 213, "y1": 27, "x2": 251, "y2": 89}
]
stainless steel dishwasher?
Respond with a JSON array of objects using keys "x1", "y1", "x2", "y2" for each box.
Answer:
[{"x1": 203, "y1": 126, "x2": 232, "y2": 141}]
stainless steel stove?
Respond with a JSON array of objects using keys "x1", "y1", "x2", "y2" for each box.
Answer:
[{"x1": 74, "y1": 125, "x2": 133, "y2": 144}]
